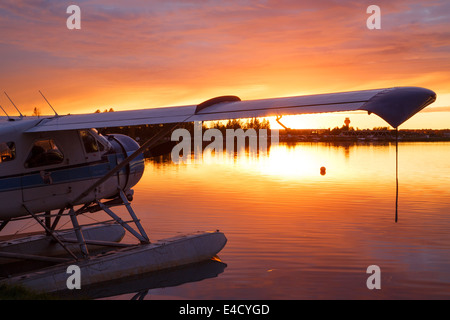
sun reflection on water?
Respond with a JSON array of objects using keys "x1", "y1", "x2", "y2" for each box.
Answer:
[{"x1": 122, "y1": 142, "x2": 450, "y2": 299}]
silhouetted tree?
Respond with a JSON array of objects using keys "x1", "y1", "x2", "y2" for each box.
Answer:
[{"x1": 32, "y1": 107, "x2": 41, "y2": 117}]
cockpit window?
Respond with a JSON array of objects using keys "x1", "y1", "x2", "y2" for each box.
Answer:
[
  {"x1": 25, "y1": 139, "x2": 64, "y2": 168},
  {"x1": 80, "y1": 130, "x2": 100, "y2": 153},
  {"x1": 80, "y1": 130, "x2": 107, "y2": 153},
  {"x1": 0, "y1": 142, "x2": 15, "y2": 163}
]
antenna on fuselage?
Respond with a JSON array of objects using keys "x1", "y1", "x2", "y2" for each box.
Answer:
[
  {"x1": 4, "y1": 92, "x2": 24, "y2": 118},
  {"x1": 39, "y1": 90, "x2": 59, "y2": 117},
  {"x1": 0, "y1": 104, "x2": 12, "y2": 121}
]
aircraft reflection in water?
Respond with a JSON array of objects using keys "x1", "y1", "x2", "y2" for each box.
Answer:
[{"x1": 57, "y1": 258, "x2": 227, "y2": 300}]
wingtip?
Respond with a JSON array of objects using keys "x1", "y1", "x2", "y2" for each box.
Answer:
[{"x1": 360, "y1": 87, "x2": 436, "y2": 128}]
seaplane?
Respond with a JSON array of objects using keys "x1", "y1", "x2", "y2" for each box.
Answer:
[{"x1": 0, "y1": 86, "x2": 436, "y2": 294}]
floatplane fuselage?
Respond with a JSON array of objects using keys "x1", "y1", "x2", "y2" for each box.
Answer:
[{"x1": 0, "y1": 117, "x2": 144, "y2": 222}]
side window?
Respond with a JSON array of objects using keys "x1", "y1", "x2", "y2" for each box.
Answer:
[
  {"x1": 0, "y1": 142, "x2": 15, "y2": 163},
  {"x1": 80, "y1": 130, "x2": 99, "y2": 153},
  {"x1": 25, "y1": 139, "x2": 64, "y2": 168}
]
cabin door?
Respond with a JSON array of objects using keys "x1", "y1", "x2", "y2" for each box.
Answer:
[{"x1": 21, "y1": 138, "x2": 72, "y2": 213}]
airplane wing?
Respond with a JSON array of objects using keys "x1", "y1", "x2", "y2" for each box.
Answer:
[{"x1": 25, "y1": 86, "x2": 436, "y2": 133}]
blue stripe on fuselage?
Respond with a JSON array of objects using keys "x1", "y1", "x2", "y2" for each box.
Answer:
[
  {"x1": 0, "y1": 154, "x2": 125, "y2": 192},
  {"x1": 0, "y1": 176, "x2": 22, "y2": 193}
]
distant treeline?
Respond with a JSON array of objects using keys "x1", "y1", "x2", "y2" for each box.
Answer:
[{"x1": 280, "y1": 126, "x2": 450, "y2": 142}]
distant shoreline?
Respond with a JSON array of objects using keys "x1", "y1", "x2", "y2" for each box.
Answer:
[
  {"x1": 278, "y1": 129, "x2": 450, "y2": 143},
  {"x1": 279, "y1": 136, "x2": 450, "y2": 143}
]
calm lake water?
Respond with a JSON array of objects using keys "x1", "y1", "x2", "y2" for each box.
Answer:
[
  {"x1": 3, "y1": 141, "x2": 450, "y2": 300},
  {"x1": 106, "y1": 141, "x2": 450, "y2": 300}
]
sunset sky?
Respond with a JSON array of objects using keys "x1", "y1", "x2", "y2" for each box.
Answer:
[{"x1": 0, "y1": 0, "x2": 449, "y2": 129}]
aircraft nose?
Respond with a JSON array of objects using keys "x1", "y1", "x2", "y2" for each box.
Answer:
[{"x1": 108, "y1": 134, "x2": 145, "y2": 191}]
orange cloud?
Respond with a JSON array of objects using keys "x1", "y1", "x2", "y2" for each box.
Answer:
[{"x1": 0, "y1": 1, "x2": 449, "y2": 128}]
